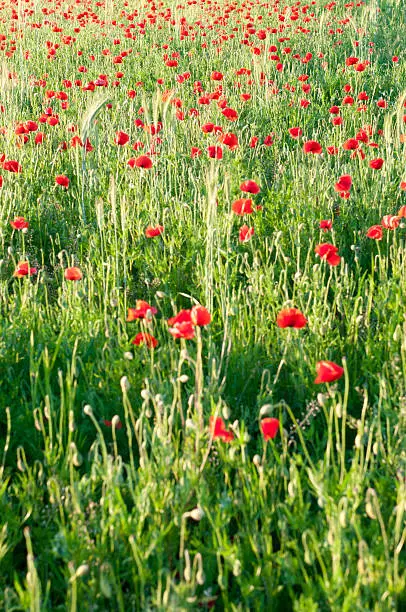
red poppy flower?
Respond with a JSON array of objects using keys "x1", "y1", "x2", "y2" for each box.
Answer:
[
  {"x1": 55, "y1": 175, "x2": 69, "y2": 188},
  {"x1": 381, "y1": 215, "x2": 400, "y2": 230},
  {"x1": 10, "y1": 216, "x2": 29, "y2": 230},
  {"x1": 260, "y1": 417, "x2": 280, "y2": 440},
  {"x1": 191, "y1": 147, "x2": 202, "y2": 158},
  {"x1": 207, "y1": 146, "x2": 223, "y2": 159},
  {"x1": 167, "y1": 310, "x2": 192, "y2": 326},
  {"x1": 145, "y1": 225, "x2": 164, "y2": 237},
  {"x1": 327, "y1": 146, "x2": 339, "y2": 155},
  {"x1": 276, "y1": 308, "x2": 307, "y2": 329},
  {"x1": 314, "y1": 360, "x2": 344, "y2": 384},
  {"x1": 211, "y1": 71, "x2": 223, "y2": 81},
  {"x1": 127, "y1": 300, "x2": 157, "y2": 321},
  {"x1": 288, "y1": 127, "x2": 302, "y2": 138},
  {"x1": 25, "y1": 120, "x2": 38, "y2": 132},
  {"x1": 13, "y1": 261, "x2": 37, "y2": 278},
  {"x1": 315, "y1": 243, "x2": 341, "y2": 266},
  {"x1": 209, "y1": 416, "x2": 234, "y2": 442},
  {"x1": 114, "y1": 131, "x2": 129, "y2": 145},
  {"x1": 132, "y1": 332, "x2": 158, "y2": 348},
  {"x1": 202, "y1": 122, "x2": 215, "y2": 133},
  {"x1": 64, "y1": 267, "x2": 82, "y2": 281},
  {"x1": 398, "y1": 205, "x2": 406, "y2": 217},
  {"x1": 303, "y1": 140, "x2": 322, "y2": 154},
  {"x1": 232, "y1": 198, "x2": 253, "y2": 215},
  {"x1": 220, "y1": 132, "x2": 239, "y2": 150},
  {"x1": 342, "y1": 138, "x2": 359, "y2": 151},
  {"x1": 168, "y1": 320, "x2": 195, "y2": 339},
  {"x1": 369, "y1": 158, "x2": 384, "y2": 170},
  {"x1": 334, "y1": 175, "x2": 352, "y2": 192},
  {"x1": 366, "y1": 225, "x2": 383, "y2": 240},
  {"x1": 191, "y1": 305, "x2": 211, "y2": 326},
  {"x1": 3, "y1": 160, "x2": 22, "y2": 173},
  {"x1": 239, "y1": 225, "x2": 254, "y2": 242},
  {"x1": 222, "y1": 108, "x2": 238, "y2": 121},
  {"x1": 129, "y1": 155, "x2": 153, "y2": 169},
  {"x1": 319, "y1": 220, "x2": 333, "y2": 231},
  {"x1": 342, "y1": 95, "x2": 354, "y2": 105},
  {"x1": 240, "y1": 180, "x2": 260, "y2": 194}
]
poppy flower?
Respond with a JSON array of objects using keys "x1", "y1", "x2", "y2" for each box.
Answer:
[
  {"x1": 327, "y1": 146, "x2": 339, "y2": 155},
  {"x1": 10, "y1": 216, "x2": 29, "y2": 230},
  {"x1": 127, "y1": 300, "x2": 157, "y2": 321},
  {"x1": 202, "y1": 122, "x2": 215, "y2": 133},
  {"x1": 369, "y1": 158, "x2": 384, "y2": 170},
  {"x1": 315, "y1": 243, "x2": 341, "y2": 266},
  {"x1": 232, "y1": 198, "x2": 253, "y2": 215},
  {"x1": 314, "y1": 360, "x2": 344, "y2": 384},
  {"x1": 220, "y1": 132, "x2": 239, "y2": 150},
  {"x1": 64, "y1": 267, "x2": 82, "y2": 281},
  {"x1": 191, "y1": 147, "x2": 202, "y2": 158},
  {"x1": 276, "y1": 308, "x2": 307, "y2": 328},
  {"x1": 209, "y1": 416, "x2": 234, "y2": 442},
  {"x1": 167, "y1": 309, "x2": 192, "y2": 327},
  {"x1": 398, "y1": 205, "x2": 406, "y2": 217},
  {"x1": 129, "y1": 155, "x2": 153, "y2": 169},
  {"x1": 240, "y1": 180, "x2": 260, "y2": 194},
  {"x1": 13, "y1": 261, "x2": 37, "y2": 278},
  {"x1": 3, "y1": 160, "x2": 22, "y2": 173},
  {"x1": 342, "y1": 138, "x2": 359, "y2": 151},
  {"x1": 114, "y1": 131, "x2": 129, "y2": 145},
  {"x1": 145, "y1": 225, "x2": 164, "y2": 237},
  {"x1": 366, "y1": 225, "x2": 383, "y2": 240},
  {"x1": 303, "y1": 140, "x2": 322, "y2": 154},
  {"x1": 207, "y1": 146, "x2": 223, "y2": 159},
  {"x1": 319, "y1": 220, "x2": 333, "y2": 231},
  {"x1": 55, "y1": 175, "x2": 69, "y2": 188},
  {"x1": 168, "y1": 320, "x2": 195, "y2": 339},
  {"x1": 381, "y1": 215, "x2": 400, "y2": 230},
  {"x1": 342, "y1": 95, "x2": 354, "y2": 105},
  {"x1": 191, "y1": 305, "x2": 211, "y2": 326},
  {"x1": 288, "y1": 127, "x2": 302, "y2": 138},
  {"x1": 239, "y1": 225, "x2": 254, "y2": 242},
  {"x1": 334, "y1": 175, "x2": 352, "y2": 193},
  {"x1": 132, "y1": 332, "x2": 158, "y2": 349},
  {"x1": 260, "y1": 418, "x2": 280, "y2": 440},
  {"x1": 222, "y1": 108, "x2": 238, "y2": 121}
]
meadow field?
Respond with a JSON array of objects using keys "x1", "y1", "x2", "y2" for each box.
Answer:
[{"x1": 0, "y1": 0, "x2": 405, "y2": 608}]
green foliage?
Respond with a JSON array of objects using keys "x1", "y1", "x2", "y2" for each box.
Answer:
[{"x1": 0, "y1": 0, "x2": 405, "y2": 609}]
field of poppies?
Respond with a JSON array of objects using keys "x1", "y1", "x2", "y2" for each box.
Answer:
[{"x1": 0, "y1": 0, "x2": 405, "y2": 608}]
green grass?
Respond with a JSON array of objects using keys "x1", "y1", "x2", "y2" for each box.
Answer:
[{"x1": 0, "y1": 0, "x2": 405, "y2": 609}]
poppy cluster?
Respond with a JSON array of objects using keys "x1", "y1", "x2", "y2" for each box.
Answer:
[{"x1": 168, "y1": 305, "x2": 211, "y2": 340}]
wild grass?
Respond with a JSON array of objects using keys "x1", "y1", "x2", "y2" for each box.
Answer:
[{"x1": 0, "y1": 0, "x2": 405, "y2": 609}]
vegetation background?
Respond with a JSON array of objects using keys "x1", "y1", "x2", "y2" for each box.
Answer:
[{"x1": 0, "y1": 0, "x2": 405, "y2": 608}]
